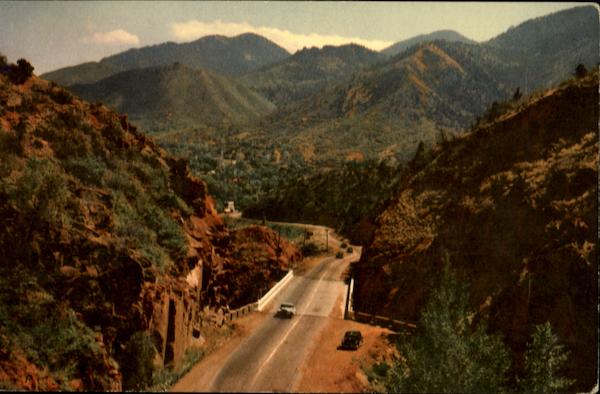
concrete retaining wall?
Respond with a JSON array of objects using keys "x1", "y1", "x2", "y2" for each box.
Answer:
[
  {"x1": 220, "y1": 270, "x2": 295, "y2": 324},
  {"x1": 257, "y1": 270, "x2": 294, "y2": 311},
  {"x1": 223, "y1": 302, "x2": 258, "y2": 324}
]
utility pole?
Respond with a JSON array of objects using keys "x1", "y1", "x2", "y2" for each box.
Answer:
[{"x1": 325, "y1": 229, "x2": 329, "y2": 252}]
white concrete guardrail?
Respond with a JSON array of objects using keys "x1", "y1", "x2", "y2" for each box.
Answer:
[
  {"x1": 219, "y1": 270, "x2": 295, "y2": 325},
  {"x1": 257, "y1": 270, "x2": 294, "y2": 311}
]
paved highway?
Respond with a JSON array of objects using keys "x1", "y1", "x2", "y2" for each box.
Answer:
[
  {"x1": 212, "y1": 252, "x2": 349, "y2": 392},
  {"x1": 174, "y1": 246, "x2": 354, "y2": 392}
]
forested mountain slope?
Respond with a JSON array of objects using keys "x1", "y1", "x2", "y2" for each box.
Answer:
[{"x1": 70, "y1": 63, "x2": 275, "y2": 132}]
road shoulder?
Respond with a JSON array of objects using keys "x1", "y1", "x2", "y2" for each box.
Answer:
[
  {"x1": 295, "y1": 313, "x2": 396, "y2": 393},
  {"x1": 170, "y1": 311, "x2": 268, "y2": 392}
]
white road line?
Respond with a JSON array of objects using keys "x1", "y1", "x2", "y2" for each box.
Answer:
[{"x1": 249, "y1": 266, "x2": 329, "y2": 389}]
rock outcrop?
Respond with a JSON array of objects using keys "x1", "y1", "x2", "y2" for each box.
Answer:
[{"x1": 0, "y1": 71, "x2": 300, "y2": 390}]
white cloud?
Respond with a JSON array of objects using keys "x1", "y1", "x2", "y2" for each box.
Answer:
[
  {"x1": 171, "y1": 20, "x2": 393, "y2": 53},
  {"x1": 86, "y1": 29, "x2": 140, "y2": 45}
]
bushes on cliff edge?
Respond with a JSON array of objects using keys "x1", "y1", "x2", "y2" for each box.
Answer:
[{"x1": 8, "y1": 58, "x2": 34, "y2": 85}]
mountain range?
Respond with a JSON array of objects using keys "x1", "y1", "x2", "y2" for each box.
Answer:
[
  {"x1": 252, "y1": 5, "x2": 598, "y2": 163},
  {"x1": 39, "y1": 5, "x2": 599, "y2": 210},
  {"x1": 41, "y1": 32, "x2": 290, "y2": 86}
]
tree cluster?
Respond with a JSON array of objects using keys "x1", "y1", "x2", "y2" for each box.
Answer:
[
  {"x1": 0, "y1": 55, "x2": 35, "y2": 85},
  {"x1": 368, "y1": 263, "x2": 574, "y2": 393}
]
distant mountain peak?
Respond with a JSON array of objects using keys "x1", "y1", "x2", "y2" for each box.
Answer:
[{"x1": 382, "y1": 29, "x2": 475, "y2": 57}]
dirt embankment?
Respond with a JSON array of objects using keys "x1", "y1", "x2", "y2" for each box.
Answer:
[{"x1": 296, "y1": 312, "x2": 396, "y2": 392}]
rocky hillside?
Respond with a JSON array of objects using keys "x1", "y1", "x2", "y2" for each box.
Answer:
[
  {"x1": 70, "y1": 62, "x2": 275, "y2": 132},
  {"x1": 41, "y1": 33, "x2": 290, "y2": 86},
  {"x1": 352, "y1": 73, "x2": 598, "y2": 390},
  {"x1": 0, "y1": 68, "x2": 299, "y2": 390},
  {"x1": 382, "y1": 30, "x2": 475, "y2": 57},
  {"x1": 241, "y1": 44, "x2": 385, "y2": 107}
]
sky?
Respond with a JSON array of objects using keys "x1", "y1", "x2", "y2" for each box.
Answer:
[{"x1": 0, "y1": 1, "x2": 594, "y2": 74}]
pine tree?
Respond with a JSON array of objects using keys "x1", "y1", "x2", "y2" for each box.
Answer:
[
  {"x1": 517, "y1": 322, "x2": 574, "y2": 393},
  {"x1": 574, "y1": 63, "x2": 587, "y2": 79}
]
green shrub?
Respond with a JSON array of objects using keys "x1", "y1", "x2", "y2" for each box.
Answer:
[
  {"x1": 64, "y1": 156, "x2": 107, "y2": 186},
  {"x1": 120, "y1": 331, "x2": 156, "y2": 391},
  {"x1": 151, "y1": 347, "x2": 205, "y2": 391},
  {"x1": 103, "y1": 170, "x2": 141, "y2": 198},
  {"x1": 517, "y1": 322, "x2": 574, "y2": 392},
  {"x1": 0, "y1": 292, "x2": 102, "y2": 385},
  {"x1": 9, "y1": 58, "x2": 34, "y2": 85},
  {"x1": 158, "y1": 192, "x2": 194, "y2": 216},
  {"x1": 300, "y1": 242, "x2": 320, "y2": 256},
  {"x1": 368, "y1": 263, "x2": 576, "y2": 393},
  {"x1": 111, "y1": 190, "x2": 178, "y2": 270},
  {"x1": 143, "y1": 205, "x2": 188, "y2": 259},
  {"x1": 6, "y1": 157, "x2": 71, "y2": 230},
  {"x1": 49, "y1": 88, "x2": 74, "y2": 105},
  {"x1": 268, "y1": 223, "x2": 305, "y2": 241}
]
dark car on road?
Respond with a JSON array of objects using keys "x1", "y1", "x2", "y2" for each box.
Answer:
[
  {"x1": 275, "y1": 302, "x2": 296, "y2": 318},
  {"x1": 339, "y1": 330, "x2": 363, "y2": 350}
]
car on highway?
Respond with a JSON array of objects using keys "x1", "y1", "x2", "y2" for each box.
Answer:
[
  {"x1": 339, "y1": 330, "x2": 363, "y2": 350},
  {"x1": 276, "y1": 302, "x2": 296, "y2": 318}
]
